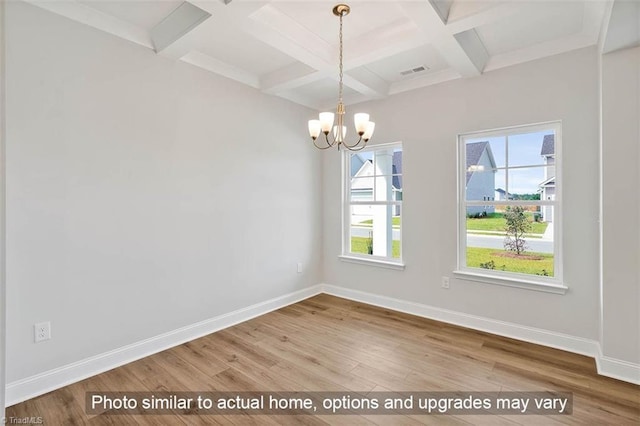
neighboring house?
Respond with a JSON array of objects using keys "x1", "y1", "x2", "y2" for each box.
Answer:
[
  {"x1": 351, "y1": 151, "x2": 402, "y2": 216},
  {"x1": 466, "y1": 141, "x2": 497, "y2": 215},
  {"x1": 539, "y1": 134, "x2": 555, "y2": 222},
  {"x1": 495, "y1": 188, "x2": 511, "y2": 201}
]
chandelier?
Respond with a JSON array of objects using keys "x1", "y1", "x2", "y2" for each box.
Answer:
[{"x1": 308, "y1": 4, "x2": 375, "y2": 151}]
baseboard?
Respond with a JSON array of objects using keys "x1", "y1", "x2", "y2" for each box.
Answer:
[
  {"x1": 596, "y1": 349, "x2": 640, "y2": 385},
  {"x1": 321, "y1": 283, "x2": 640, "y2": 385},
  {"x1": 6, "y1": 284, "x2": 323, "y2": 407},
  {"x1": 321, "y1": 284, "x2": 599, "y2": 356},
  {"x1": 7, "y1": 282, "x2": 639, "y2": 406}
]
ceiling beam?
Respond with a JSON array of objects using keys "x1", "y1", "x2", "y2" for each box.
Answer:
[
  {"x1": 150, "y1": 2, "x2": 211, "y2": 53},
  {"x1": 401, "y1": 1, "x2": 488, "y2": 77},
  {"x1": 453, "y1": 29, "x2": 489, "y2": 76},
  {"x1": 248, "y1": 4, "x2": 411, "y2": 99},
  {"x1": 428, "y1": 0, "x2": 454, "y2": 24},
  {"x1": 254, "y1": 13, "x2": 422, "y2": 98},
  {"x1": 597, "y1": 0, "x2": 639, "y2": 54},
  {"x1": 244, "y1": 4, "x2": 334, "y2": 70},
  {"x1": 446, "y1": 2, "x2": 537, "y2": 35},
  {"x1": 343, "y1": 18, "x2": 427, "y2": 69},
  {"x1": 389, "y1": 68, "x2": 460, "y2": 96},
  {"x1": 260, "y1": 64, "x2": 328, "y2": 95},
  {"x1": 345, "y1": 68, "x2": 389, "y2": 99}
]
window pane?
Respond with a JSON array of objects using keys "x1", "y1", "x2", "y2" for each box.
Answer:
[
  {"x1": 350, "y1": 205, "x2": 400, "y2": 259},
  {"x1": 350, "y1": 176, "x2": 374, "y2": 202},
  {"x1": 466, "y1": 206, "x2": 554, "y2": 277},
  {"x1": 374, "y1": 175, "x2": 394, "y2": 202},
  {"x1": 508, "y1": 131, "x2": 555, "y2": 168},
  {"x1": 507, "y1": 167, "x2": 547, "y2": 198},
  {"x1": 466, "y1": 168, "x2": 504, "y2": 204},
  {"x1": 350, "y1": 152, "x2": 372, "y2": 178},
  {"x1": 466, "y1": 136, "x2": 506, "y2": 169},
  {"x1": 345, "y1": 144, "x2": 402, "y2": 263}
]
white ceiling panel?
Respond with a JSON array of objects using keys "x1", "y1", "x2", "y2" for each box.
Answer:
[
  {"x1": 271, "y1": 1, "x2": 412, "y2": 44},
  {"x1": 364, "y1": 44, "x2": 450, "y2": 83},
  {"x1": 296, "y1": 77, "x2": 359, "y2": 106},
  {"x1": 77, "y1": 0, "x2": 182, "y2": 31},
  {"x1": 476, "y1": 2, "x2": 586, "y2": 56},
  {"x1": 190, "y1": 23, "x2": 298, "y2": 77}
]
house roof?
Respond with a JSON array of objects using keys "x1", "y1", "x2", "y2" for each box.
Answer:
[
  {"x1": 539, "y1": 177, "x2": 555, "y2": 187},
  {"x1": 466, "y1": 141, "x2": 496, "y2": 184},
  {"x1": 351, "y1": 150, "x2": 403, "y2": 191},
  {"x1": 350, "y1": 154, "x2": 366, "y2": 177},
  {"x1": 495, "y1": 188, "x2": 507, "y2": 194},
  {"x1": 392, "y1": 151, "x2": 402, "y2": 190},
  {"x1": 541, "y1": 134, "x2": 555, "y2": 156}
]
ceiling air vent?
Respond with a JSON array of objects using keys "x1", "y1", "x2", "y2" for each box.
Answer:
[{"x1": 400, "y1": 66, "x2": 429, "y2": 76}]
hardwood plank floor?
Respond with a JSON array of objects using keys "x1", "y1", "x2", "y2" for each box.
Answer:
[{"x1": 6, "y1": 294, "x2": 640, "y2": 425}]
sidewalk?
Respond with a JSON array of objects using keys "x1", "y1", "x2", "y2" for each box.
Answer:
[{"x1": 542, "y1": 221, "x2": 554, "y2": 240}]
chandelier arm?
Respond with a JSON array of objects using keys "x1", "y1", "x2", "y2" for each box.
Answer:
[
  {"x1": 324, "y1": 131, "x2": 338, "y2": 148},
  {"x1": 312, "y1": 133, "x2": 337, "y2": 150},
  {"x1": 340, "y1": 135, "x2": 364, "y2": 150},
  {"x1": 341, "y1": 142, "x2": 368, "y2": 152}
]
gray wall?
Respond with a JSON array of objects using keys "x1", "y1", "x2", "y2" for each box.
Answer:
[
  {"x1": 601, "y1": 45, "x2": 640, "y2": 365},
  {"x1": 5, "y1": 1, "x2": 322, "y2": 383},
  {"x1": 323, "y1": 46, "x2": 600, "y2": 340},
  {"x1": 0, "y1": 0, "x2": 6, "y2": 416}
]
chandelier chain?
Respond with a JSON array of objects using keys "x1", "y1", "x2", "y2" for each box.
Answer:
[{"x1": 338, "y1": 13, "x2": 344, "y2": 104}]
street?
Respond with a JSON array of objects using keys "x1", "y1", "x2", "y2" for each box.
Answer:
[{"x1": 351, "y1": 227, "x2": 553, "y2": 254}]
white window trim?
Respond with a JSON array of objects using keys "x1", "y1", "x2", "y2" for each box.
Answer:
[
  {"x1": 341, "y1": 141, "x2": 404, "y2": 268},
  {"x1": 455, "y1": 121, "x2": 565, "y2": 293}
]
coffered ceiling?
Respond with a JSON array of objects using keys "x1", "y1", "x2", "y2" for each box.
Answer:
[{"x1": 24, "y1": 0, "x2": 615, "y2": 110}]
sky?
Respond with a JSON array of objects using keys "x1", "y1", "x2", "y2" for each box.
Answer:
[
  {"x1": 351, "y1": 133, "x2": 552, "y2": 195},
  {"x1": 466, "y1": 130, "x2": 554, "y2": 195}
]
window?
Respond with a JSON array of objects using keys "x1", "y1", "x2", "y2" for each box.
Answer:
[
  {"x1": 456, "y1": 122, "x2": 564, "y2": 292},
  {"x1": 341, "y1": 142, "x2": 403, "y2": 268}
]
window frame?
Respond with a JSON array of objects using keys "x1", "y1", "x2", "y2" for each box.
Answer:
[
  {"x1": 455, "y1": 122, "x2": 566, "y2": 293},
  {"x1": 339, "y1": 141, "x2": 404, "y2": 270}
]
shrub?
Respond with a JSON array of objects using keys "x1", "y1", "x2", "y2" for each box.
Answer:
[
  {"x1": 479, "y1": 260, "x2": 495, "y2": 269},
  {"x1": 504, "y1": 206, "x2": 531, "y2": 255}
]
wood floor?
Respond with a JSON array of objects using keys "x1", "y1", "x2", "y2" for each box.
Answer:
[{"x1": 7, "y1": 294, "x2": 640, "y2": 425}]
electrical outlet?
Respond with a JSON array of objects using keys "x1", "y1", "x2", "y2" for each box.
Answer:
[
  {"x1": 297, "y1": 262, "x2": 303, "y2": 273},
  {"x1": 34, "y1": 321, "x2": 51, "y2": 343},
  {"x1": 441, "y1": 276, "x2": 450, "y2": 289}
]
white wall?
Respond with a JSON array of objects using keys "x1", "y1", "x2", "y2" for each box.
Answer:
[
  {"x1": 601, "y1": 46, "x2": 640, "y2": 365},
  {"x1": 5, "y1": 1, "x2": 321, "y2": 384},
  {"x1": 324, "y1": 47, "x2": 600, "y2": 340},
  {"x1": 0, "y1": 0, "x2": 6, "y2": 416}
]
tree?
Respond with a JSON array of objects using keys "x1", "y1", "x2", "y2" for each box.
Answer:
[{"x1": 504, "y1": 206, "x2": 531, "y2": 255}]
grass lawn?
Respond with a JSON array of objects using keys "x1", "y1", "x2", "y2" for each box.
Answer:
[
  {"x1": 467, "y1": 212, "x2": 548, "y2": 234},
  {"x1": 359, "y1": 217, "x2": 401, "y2": 227},
  {"x1": 351, "y1": 237, "x2": 400, "y2": 258},
  {"x1": 467, "y1": 247, "x2": 554, "y2": 276}
]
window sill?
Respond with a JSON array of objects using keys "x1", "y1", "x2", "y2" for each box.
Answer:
[
  {"x1": 453, "y1": 270, "x2": 567, "y2": 294},
  {"x1": 339, "y1": 255, "x2": 405, "y2": 270}
]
